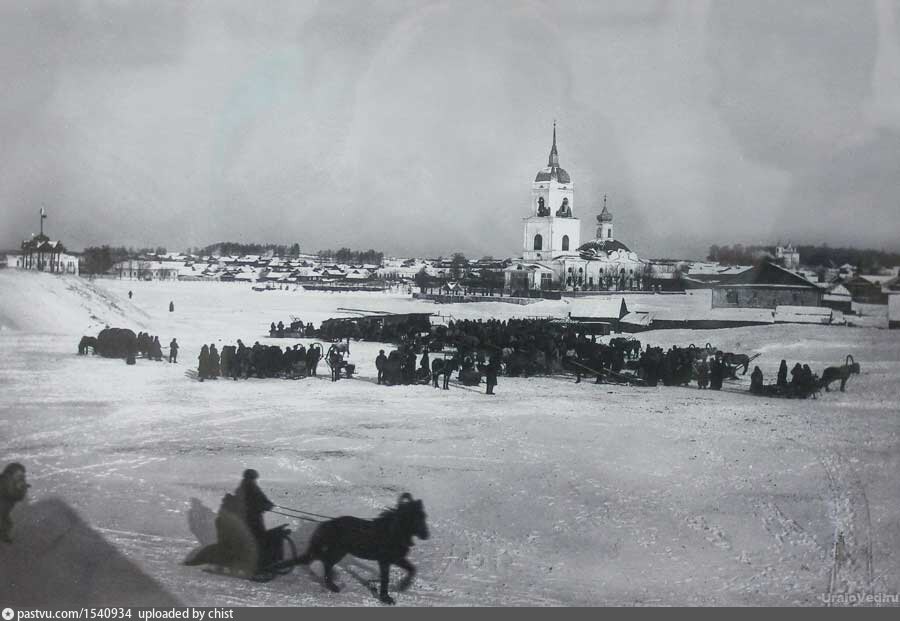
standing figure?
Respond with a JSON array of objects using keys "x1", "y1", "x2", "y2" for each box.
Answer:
[
  {"x1": 0, "y1": 463, "x2": 30, "y2": 543},
  {"x1": 750, "y1": 366, "x2": 764, "y2": 394},
  {"x1": 709, "y1": 355, "x2": 724, "y2": 390},
  {"x1": 485, "y1": 356, "x2": 499, "y2": 395},
  {"x1": 128, "y1": 290, "x2": 133, "y2": 299},
  {"x1": 376, "y1": 350, "x2": 387, "y2": 385},
  {"x1": 790, "y1": 363, "x2": 803, "y2": 388},
  {"x1": 169, "y1": 301, "x2": 174, "y2": 313},
  {"x1": 329, "y1": 347, "x2": 342, "y2": 382},
  {"x1": 209, "y1": 344, "x2": 220, "y2": 379},
  {"x1": 198, "y1": 344, "x2": 210, "y2": 382},
  {"x1": 169, "y1": 338, "x2": 179, "y2": 363},
  {"x1": 307, "y1": 346, "x2": 320, "y2": 377},
  {"x1": 777, "y1": 360, "x2": 788, "y2": 387},
  {"x1": 696, "y1": 359, "x2": 709, "y2": 389}
]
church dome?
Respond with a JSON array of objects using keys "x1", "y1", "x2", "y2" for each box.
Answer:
[
  {"x1": 577, "y1": 238, "x2": 632, "y2": 257},
  {"x1": 534, "y1": 166, "x2": 571, "y2": 184},
  {"x1": 597, "y1": 204, "x2": 612, "y2": 223}
]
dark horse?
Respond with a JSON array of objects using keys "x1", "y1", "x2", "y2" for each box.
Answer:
[
  {"x1": 281, "y1": 493, "x2": 429, "y2": 605},
  {"x1": 78, "y1": 336, "x2": 97, "y2": 355},
  {"x1": 431, "y1": 356, "x2": 458, "y2": 390}
]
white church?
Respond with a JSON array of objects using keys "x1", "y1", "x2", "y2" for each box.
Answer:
[{"x1": 504, "y1": 124, "x2": 646, "y2": 294}]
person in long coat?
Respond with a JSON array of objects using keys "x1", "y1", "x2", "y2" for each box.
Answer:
[
  {"x1": 709, "y1": 355, "x2": 724, "y2": 390},
  {"x1": 777, "y1": 360, "x2": 788, "y2": 387},
  {"x1": 234, "y1": 469, "x2": 274, "y2": 565},
  {"x1": 198, "y1": 344, "x2": 209, "y2": 381},
  {"x1": 750, "y1": 366, "x2": 764, "y2": 394},
  {"x1": 169, "y1": 338, "x2": 179, "y2": 363},
  {"x1": 485, "y1": 357, "x2": 499, "y2": 395},
  {"x1": 208, "y1": 344, "x2": 220, "y2": 379}
]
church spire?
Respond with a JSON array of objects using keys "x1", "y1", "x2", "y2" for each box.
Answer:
[{"x1": 548, "y1": 121, "x2": 559, "y2": 167}]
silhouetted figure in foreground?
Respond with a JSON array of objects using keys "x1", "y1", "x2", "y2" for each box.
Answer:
[{"x1": 0, "y1": 463, "x2": 30, "y2": 543}]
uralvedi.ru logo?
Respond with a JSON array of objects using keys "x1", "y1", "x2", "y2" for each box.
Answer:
[
  {"x1": 821, "y1": 592, "x2": 900, "y2": 605},
  {"x1": 2, "y1": 608, "x2": 14, "y2": 621}
]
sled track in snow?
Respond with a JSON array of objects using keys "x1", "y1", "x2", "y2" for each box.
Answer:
[{"x1": 815, "y1": 450, "x2": 876, "y2": 605}]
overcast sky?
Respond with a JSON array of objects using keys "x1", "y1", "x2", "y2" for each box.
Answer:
[{"x1": 2, "y1": 0, "x2": 899, "y2": 258}]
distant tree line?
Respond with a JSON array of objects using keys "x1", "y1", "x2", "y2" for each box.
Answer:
[
  {"x1": 793, "y1": 245, "x2": 900, "y2": 272},
  {"x1": 80, "y1": 246, "x2": 167, "y2": 274},
  {"x1": 199, "y1": 242, "x2": 302, "y2": 257},
  {"x1": 317, "y1": 248, "x2": 384, "y2": 265},
  {"x1": 708, "y1": 243, "x2": 900, "y2": 272},
  {"x1": 707, "y1": 244, "x2": 774, "y2": 265}
]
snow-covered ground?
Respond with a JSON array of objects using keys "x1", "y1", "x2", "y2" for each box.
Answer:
[{"x1": 1, "y1": 271, "x2": 898, "y2": 606}]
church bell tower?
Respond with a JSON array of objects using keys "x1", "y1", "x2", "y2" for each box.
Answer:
[{"x1": 523, "y1": 122, "x2": 581, "y2": 261}]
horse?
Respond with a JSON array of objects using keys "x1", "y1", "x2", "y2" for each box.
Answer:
[
  {"x1": 282, "y1": 493, "x2": 430, "y2": 605},
  {"x1": 431, "y1": 356, "x2": 458, "y2": 389},
  {"x1": 820, "y1": 355, "x2": 861, "y2": 392},
  {"x1": 77, "y1": 336, "x2": 97, "y2": 355},
  {"x1": 721, "y1": 352, "x2": 751, "y2": 376}
]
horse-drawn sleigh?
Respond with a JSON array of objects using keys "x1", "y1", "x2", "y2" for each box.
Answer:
[{"x1": 185, "y1": 493, "x2": 430, "y2": 605}]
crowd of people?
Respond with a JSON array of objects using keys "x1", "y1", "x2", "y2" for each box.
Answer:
[
  {"x1": 135, "y1": 331, "x2": 177, "y2": 363},
  {"x1": 197, "y1": 340, "x2": 323, "y2": 381},
  {"x1": 267, "y1": 315, "x2": 432, "y2": 345},
  {"x1": 190, "y1": 315, "x2": 830, "y2": 400}
]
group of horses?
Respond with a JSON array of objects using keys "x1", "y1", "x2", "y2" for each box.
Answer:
[{"x1": 77, "y1": 327, "x2": 137, "y2": 361}]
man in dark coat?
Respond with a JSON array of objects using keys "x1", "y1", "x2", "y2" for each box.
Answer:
[
  {"x1": 376, "y1": 350, "x2": 387, "y2": 384},
  {"x1": 709, "y1": 355, "x2": 724, "y2": 390},
  {"x1": 234, "y1": 469, "x2": 274, "y2": 555},
  {"x1": 307, "y1": 346, "x2": 320, "y2": 376},
  {"x1": 485, "y1": 356, "x2": 499, "y2": 395},
  {"x1": 0, "y1": 462, "x2": 29, "y2": 543},
  {"x1": 169, "y1": 338, "x2": 179, "y2": 363}
]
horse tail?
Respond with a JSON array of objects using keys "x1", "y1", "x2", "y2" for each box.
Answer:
[{"x1": 846, "y1": 354, "x2": 854, "y2": 367}]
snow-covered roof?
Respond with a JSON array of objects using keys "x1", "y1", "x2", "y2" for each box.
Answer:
[
  {"x1": 774, "y1": 305, "x2": 835, "y2": 324},
  {"x1": 825, "y1": 283, "x2": 852, "y2": 298},
  {"x1": 567, "y1": 297, "x2": 628, "y2": 320},
  {"x1": 620, "y1": 311, "x2": 652, "y2": 326},
  {"x1": 504, "y1": 262, "x2": 555, "y2": 273}
]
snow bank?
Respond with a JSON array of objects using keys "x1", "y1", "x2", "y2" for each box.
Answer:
[
  {"x1": 0, "y1": 498, "x2": 180, "y2": 607},
  {"x1": 0, "y1": 271, "x2": 146, "y2": 335}
]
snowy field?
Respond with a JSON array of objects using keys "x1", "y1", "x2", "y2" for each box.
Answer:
[{"x1": 1, "y1": 271, "x2": 898, "y2": 606}]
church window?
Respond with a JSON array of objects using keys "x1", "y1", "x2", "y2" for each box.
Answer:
[
  {"x1": 540, "y1": 273, "x2": 552, "y2": 290},
  {"x1": 534, "y1": 234, "x2": 543, "y2": 251},
  {"x1": 562, "y1": 235, "x2": 569, "y2": 251}
]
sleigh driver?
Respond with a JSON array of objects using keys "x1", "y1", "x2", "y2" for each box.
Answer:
[{"x1": 187, "y1": 468, "x2": 286, "y2": 577}]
